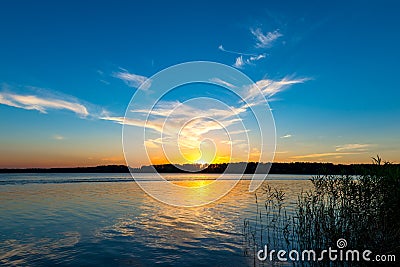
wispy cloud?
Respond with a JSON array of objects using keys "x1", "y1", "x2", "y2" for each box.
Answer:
[
  {"x1": 249, "y1": 54, "x2": 266, "y2": 61},
  {"x1": 218, "y1": 44, "x2": 266, "y2": 69},
  {"x1": 219, "y1": 27, "x2": 282, "y2": 68},
  {"x1": 103, "y1": 100, "x2": 248, "y2": 153},
  {"x1": 233, "y1": 56, "x2": 245, "y2": 68},
  {"x1": 208, "y1": 76, "x2": 308, "y2": 106},
  {"x1": 0, "y1": 92, "x2": 89, "y2": 117},
  {"x1": 291, "y1": 152, "x2": 363, "y2": 159},
  {"x1": 209, "y1": 78, "x2": 237, "y2": 89},
  {"x1": 99, "y1": 79, "x2": 110, "y2": 85},
  {"x1": 113, "y1": 68, "x2": 151, "y2": 89},
  {"x1": 291, "y1": 143, "x2": 373, "y2": 160},
  {"x1": 129, "y1": 100, "x2": 247, "y2": 120},
  {"x1": 251, "y1": 28, "x2": 283, "y2": 48},
  {"x1": 218, "y1": 45, "x2": 259, "y2": 57},
  {"x1": 52, "y1": 135, "x2": 65, "y2": 140},
  {"x1": 101, "y1": 116, "x2": 165, "y2": 133},
  {"x1": 0, "y1": 85, "x2": 110, "y2": 121},
  {"x1": 232, "y1": 54, "x2": 267, "y2": 69},
  {"x1": 336, "y1": 143, "x2": 373, "y2": 152},
  {"x1": 244, "y1": 76, "x2": 308, "y2": 101},
  {"x1": 280, "y1": 134, "x2": 292, "y2": 139}
]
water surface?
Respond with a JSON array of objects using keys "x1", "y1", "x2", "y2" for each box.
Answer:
[{"x1": 0, "y1": 173, "x2": 312, "y2": 266}]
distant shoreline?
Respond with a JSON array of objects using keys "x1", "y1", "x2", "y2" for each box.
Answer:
[{"x1": 1, "y1": 162, "x2": 397, "y2": 174}]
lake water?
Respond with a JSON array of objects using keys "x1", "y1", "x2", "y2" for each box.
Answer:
[{"x1": 0, "y1": 173, "x2": 312, "y2": 266}]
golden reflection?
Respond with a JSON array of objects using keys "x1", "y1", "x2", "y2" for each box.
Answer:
[
  {"x1": 98, "y1": 179, "x2": 252, "y2": 247},
  {"x1": 96, "y1": 179, "x2": 313, "y2": 254},
  {"x1": 171, "y1": 180, "x2": 214, "y2": 188}
]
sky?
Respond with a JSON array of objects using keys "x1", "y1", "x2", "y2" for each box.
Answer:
[{"x1": 0, "y1": 0, "x2": 399, "y2": 168}]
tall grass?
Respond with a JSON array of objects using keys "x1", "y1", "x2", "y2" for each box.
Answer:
[
  {"x1": 243, "y1": 185, "x2": 295, "y2": 266},
  {"x1": 243, "y1": 156, "x2": 400, "y2": 266}
]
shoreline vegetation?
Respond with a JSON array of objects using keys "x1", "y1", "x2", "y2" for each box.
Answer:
[
  {"x1": 1, "y1": 162, "x2": 399, "y2": 174},
  {"x1": 244, "y1": 156, "x2": 400, "y2": 266}
]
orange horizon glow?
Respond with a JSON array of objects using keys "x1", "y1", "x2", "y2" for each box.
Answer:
[{"x1": 0, "y1": 157, "x2": 392, "y2": 169}]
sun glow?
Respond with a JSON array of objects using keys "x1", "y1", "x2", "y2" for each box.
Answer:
[
  {"x1": 144, "y1": 115, "x2": 235, "y2": 166},
  {"x1": 172, "y1": 180, "x2": 214, "y2": 188}
]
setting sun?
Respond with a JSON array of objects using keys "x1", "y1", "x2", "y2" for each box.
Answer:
[{"x1": 0, "y1": 1, "x2": 399, "y2": 266}]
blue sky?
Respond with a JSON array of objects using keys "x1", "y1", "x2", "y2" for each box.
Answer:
[{"x1": 0, "y1": 0, "x2": 399, "y2": 167}]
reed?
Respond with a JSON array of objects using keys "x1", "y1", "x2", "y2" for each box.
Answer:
[{"x1": 243, "y1": 156, "x2": 400, "y2": 266}]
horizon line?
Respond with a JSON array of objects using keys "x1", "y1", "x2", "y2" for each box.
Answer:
[{"x1": 1, "y1": 160, "x2": 398, "y2": 170}]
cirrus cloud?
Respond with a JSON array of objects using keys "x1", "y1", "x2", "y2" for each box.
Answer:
[
  {"x1": 243, "y1": 76, "x2": 309, "y2": 102},
  {"x1": 251, "y1": 28, "x2": 283, "y2": 48},
  {"x1": 113, "y1": 68, "x2": 151, "y2": 90},
  {"x1": 290, "y1": 152, "x2": 363, "y2": 159},
  {"x1": 335, "y1": 143, "x2": 374, "y2": 152},
  {"x1": 0, "y1": 92, "x2": 89, "y2": 117}
]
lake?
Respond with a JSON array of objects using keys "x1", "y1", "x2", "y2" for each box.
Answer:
[{"x1": 0, "y1": 173, "x2": 312, "y2": 266}]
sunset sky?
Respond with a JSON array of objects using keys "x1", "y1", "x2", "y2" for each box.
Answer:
[{"x1": 0, "y1": 0, "x2": 399, "y2": 168}]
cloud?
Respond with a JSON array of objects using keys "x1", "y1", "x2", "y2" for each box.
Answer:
[
  {"x1": 218, "y1": 44, "x2": 266, "y2": 69},
  {"x1": 52, "y1": 135, "x2": 65, "y2": 140},
  {"x1": 103, "y1": 100, "x2": 248, "y2": 153},
  {"x1": 291, "y1": 152, "x2": 363, "y2": 159},
  {"x1": 100, "y1": 116, "x2": 126, "y2": 124},
  {"x1": 249, "y1": 54, "x2": 266, "y2": 61},
  {"x1": 219, "y1": 28, "x2": 281, "y2": 68},
  {"x1": 100, "y1": 156, "x2": 125, "y2": 163},
  {"x1": 0, "y1": 85, "x2": 110, "y2": 121},
  {"x1": 233, "y1": 56, "x2": 245, "y2": 68},
  {"x1": 228, "y1": 53, "x2": 266, "y2": 69},
  {"x1": 245, "y1": 76, "x2": 308, "y2": 101},
  {"x1": 209, "y1": 78, "x2": 237, "y2": 89},
  {"x1": 218, "y1": 45, "x2": 259, "y2": 57},
  {"x1": 130, "y1": 101, "x2": 247, "y2": 120},
  {"x1": 101, "y1": 116, "x2": 164, "y2": 132},
  {"x1": 335, "y1": 143, "x2": 373, "y2": 152},
  {"x1": 113, "y1": 69, "x2": 151, "y2": 89},
  {"x1": 207, "y1": 76, "x2": 308, "y2": 106},
  {"x1": 280, "y1": 134, "x2": 292, "y2": 139},
  {"x1": 0, "y1": 92, "x2": 89, "y2": 117},
  {"x1": 291, "y1": 143, "x2": 373, "y2": 160},
  {"x1": 99, "y1": 79, "x2": 110, "y2": 85},
  {"x1": 144, "y1": 137, "x2": 164, "y2": 149},
  {"x1": 250, "y1": 28, "x2": 283, "y2": 48}
]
